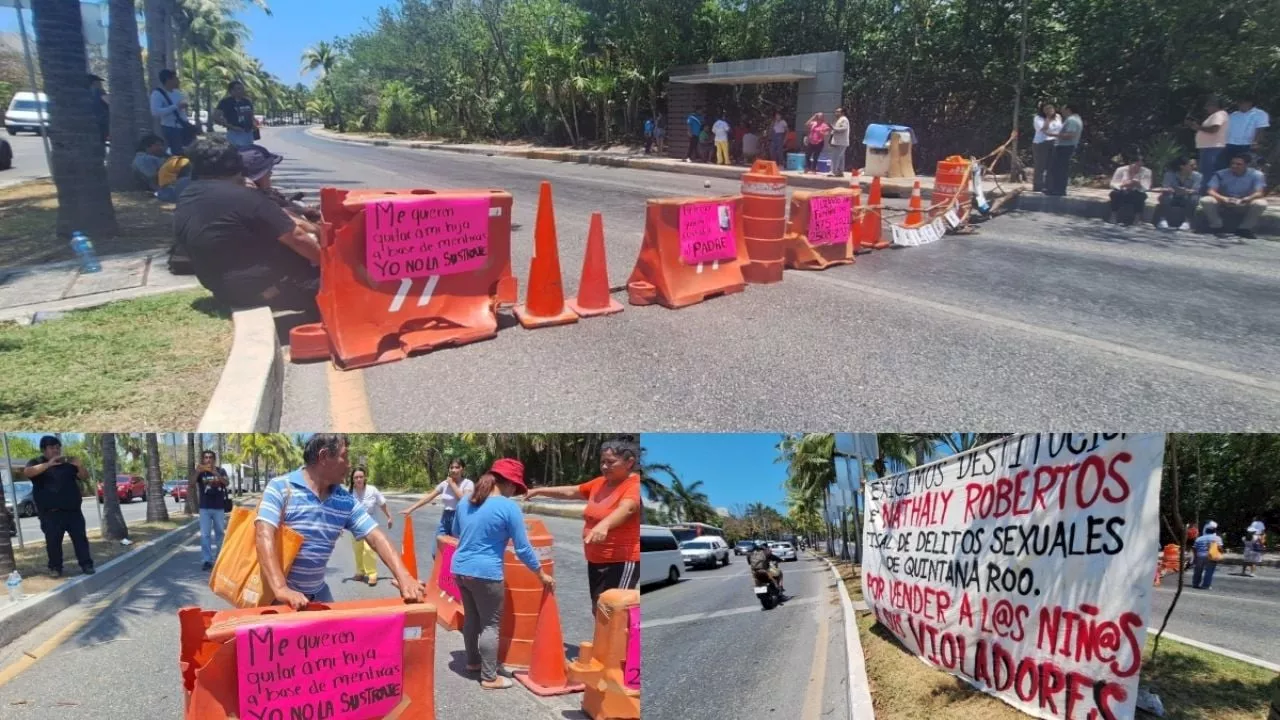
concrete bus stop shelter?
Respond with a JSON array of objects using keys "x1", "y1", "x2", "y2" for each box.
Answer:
[{"x1": 665, "y1": 51, "x2": 844, "y2": 160}]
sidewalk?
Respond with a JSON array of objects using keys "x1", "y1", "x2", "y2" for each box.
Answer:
[
  {"x1": 0, "y1": 249, "x2": 198, "y2": 324},
  {"x1": 309, "y1": 127, "x2": 1280, "y2": 235}
]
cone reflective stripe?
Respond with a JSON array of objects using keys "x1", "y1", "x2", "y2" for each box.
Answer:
[
  {"x1": 401, "y1": 515, "x2": 419, "y2": 581},
  {"x1": 567, "y1": 212, "x2": 624, "y2": 318},
  {"x1": 514, "y1": 590, "x2": 586, "y2": 696},
  {"x1": 515, "y1": 181, "x2": 580, "y2": 328},
  {"x1": 906, "y1": 180, "x2": 924, "y2": 226}
]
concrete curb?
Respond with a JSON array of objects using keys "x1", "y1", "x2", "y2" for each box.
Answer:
[
  {"x1": 0, "y1": 520, "x2": 198, "y2": 649},
  {"x1": 813, "y1": 552, "x2": 876, "y2": 720},
  {"x1": 1145, "y1": 627, "x2": 1280, "y2": 673},
  {"x1": 198, "y1": 307, "x2": 283, "y2": 432}
]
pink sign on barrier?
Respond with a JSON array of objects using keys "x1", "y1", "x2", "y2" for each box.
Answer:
[
  {"x1": 437, "y1": 540, "x2": 461, "y2": 603},
  {"x1": 236, "y1": 613, "x2": 406, "y2": 720},
  {"x1": 623, "y1": 605, "x2": 641, "y2": 690},
  {"x1": 678, "y1": 201, "x2": 738, "y2": 265},
  {"x1": 810, "y1": 195, "x2": 853, "y2": 246},
  {"x1": 365, "y1": 196, "x2": 491, "y2": 282}
]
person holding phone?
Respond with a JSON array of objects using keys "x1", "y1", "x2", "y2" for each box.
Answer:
[
  {"x1": 23, "y1": 436, "x2": 95, "y2": 577},
  {"x1": 194, "y1": 450, "x2": 230, "y2": 571}
]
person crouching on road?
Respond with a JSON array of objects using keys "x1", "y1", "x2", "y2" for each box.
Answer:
[
  {"x1": 255, "y1": 434, "x2": 423, "y2": 609},
  {"x1": 450, "y1": 459, "x2": 555, "y2": 689},
  {"x1": 24, "y1": 436, "x2": 94, "y2": 578},
  {"x1": 349, "y1": 466, "x2": 393, "y2": 586},
  {"x1": 402, "y1": 457, "x2": 475, "y2": 557},
  {"x1": 525, "y1": 435, "x2": 641, "y2": 615}
]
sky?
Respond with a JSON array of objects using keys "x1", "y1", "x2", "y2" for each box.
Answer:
[
  {"x1": 641, "y1": 434, "x2": 790, "y2": 512},
  {"x1": 0, "y1": 0, "x2": 394, "y2": 85}
]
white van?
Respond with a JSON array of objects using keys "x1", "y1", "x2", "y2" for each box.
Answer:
[
  {"x1": 640, "y1": 524, "x2": 682, "y2": 588},
  {"x1": 6, "y1": 91, "x2": 50, "y2": 135}
]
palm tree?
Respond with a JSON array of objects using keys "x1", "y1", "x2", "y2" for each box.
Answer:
[
  {"x1": 30, "y1": 0, "x2": 118, "y2": 237},
  {"x1": 184, "y1": 433, "x2": 197, "y2": 515},
  {"x1": 144, "y1": 434, "x2": 169, "y2": 522},
  {"x1": 106, "y1": 0, "x2": 148, "y2": 191},
  {"x1": 0, "y1": 436, "x2": 16, "y2": 574},
  {"x1": 637, "y1": 456, "x2": 679, "y2": 524},
  {"x1": 144, "y1": 0, "x2": 175, "y2": 103},
  {"x1": 667, "y1": 477, "x2": 713, "y2": 523},
  {"x1": 301, "y1": 41, "x2": 342, "y2": 130},
  {"x1": 100, "y1": 434, "x2": 129, "y2": 541}
]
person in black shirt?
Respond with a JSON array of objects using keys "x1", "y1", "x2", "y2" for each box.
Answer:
[
  {"x1": 193, "y1": 450, "x2": 230, "y2": 571},
  {"x1": 173, "y1": 136, "x2": 321, "y2": 316},
  {"x1": 214, "y1": 80, "x2": 256, "y2": 148},
  {"x1": 23, "y1": 436, "x2": 94, "y2": 577}
]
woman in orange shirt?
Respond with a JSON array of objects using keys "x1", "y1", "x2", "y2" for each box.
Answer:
[{"x1": 526, "y1": 436, "x2": 642, "y2": 612}]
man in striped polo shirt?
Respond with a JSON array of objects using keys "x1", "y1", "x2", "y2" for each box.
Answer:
[{"x1": 256, "y1": 434, "x2": 424, "y2": 609}]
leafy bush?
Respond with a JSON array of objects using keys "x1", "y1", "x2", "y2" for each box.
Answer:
[{"x1": 376, "y1": 81, "x2": 421, "y2": 136}]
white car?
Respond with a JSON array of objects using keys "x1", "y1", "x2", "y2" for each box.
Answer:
[
  {"x1": 769, "y1": 541, "x2": 797, "y2": 562},
  {"x1": 681, "y1": 537, "x2": 731, "y2": 569},
  {"x1": 640, "y1": 525, "x2": 682, "y2": 587},
  {"x1": 6, "y1": 91, "x2": 49, "y2": 135}
]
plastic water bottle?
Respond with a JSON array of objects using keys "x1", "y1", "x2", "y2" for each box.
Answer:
[
  {"x1": 70, "y1": 232, "x2": 102, "y2": 274},
  {"x1": 6, "y1": 571, "x2": 21, "y2": 603}
]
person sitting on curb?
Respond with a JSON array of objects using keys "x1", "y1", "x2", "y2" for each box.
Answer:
[
  {"x1": 1155, "y1": 156, "x2": 1201, "y2": 230},
  {"x1": 1107, "y1": 153, "x2": 1151, "y2": 225},
  {"x1": 173, "y1": 135, "x2": 322, "y2": 316},
  {"x1": 133, "y1": 134, "x2": 168, "y2": 191},
  {"x1": 1199, "y1": 152, "x2": 1268, "y2": 239},
  {"x1": 239, "y1": 143, "x2": 322, "y2": 224}
]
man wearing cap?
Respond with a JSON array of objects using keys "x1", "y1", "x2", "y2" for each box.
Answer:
[
  {"x1": 174, "y1": 135, "x2": 322, "y2": 315},
  {"x1": 255, "y1": 434, "x2": 424, "y2": 609},
  {"x1": 89, "y1": 74, "x2": 109, "y2": 145},
  {"x1": 240, "y1": 144, "x2": 321, "y2": 225},
  {"x1": 214, "y1": 80, "x2": 257, "y2": 148},
  {"x1": 23, "y1": 436, "x2": 95, "y2": 577}
]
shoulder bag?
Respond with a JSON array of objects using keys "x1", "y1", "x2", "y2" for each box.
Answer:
[{"x1": 209, "y1": 486, "x2": 304, "y2": 608}]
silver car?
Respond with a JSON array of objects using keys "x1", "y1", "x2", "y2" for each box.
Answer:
[
  {"x1": 5, "y1": 480, "x2": 37, "y2": 518},
  {"x1": 769, "y1": 541, "x2": 798, "y2": 562},
  {"x1": 681, "y1": 537, "x2": 731, "y2": 569}
]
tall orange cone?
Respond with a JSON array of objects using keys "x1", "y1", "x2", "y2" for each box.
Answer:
[
  {"x1": 567, "y1": 212, "x2": 624, "y2": 318},
  {"x1": 906, "y1": 179, "x2": 924, "y2": 226},
  {"x1": 401, "y1": 515, "x2": 419, "y2": 581},
  {"x1": 514, "y1": 591, "x2": 586, "y2": 696},
  {"x1": 515, "y1": 181, "x2": 580, "y2": 328},
  {"x1": 850, "y1": 184, "x2": 865, "y2": 254},
  {"x1": 863, "y1": 176, "x2": 887, "y2": 249}
]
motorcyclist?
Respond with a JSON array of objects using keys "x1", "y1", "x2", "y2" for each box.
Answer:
[{"x1": 747, "y1": 542, "x2": 785, "y2": 595}]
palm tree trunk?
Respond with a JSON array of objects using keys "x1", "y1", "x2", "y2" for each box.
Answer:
[
  {"x1": 107, "y1": 0, "x2": 145, "y2": 191},
  {"x1": 143, "y1": 0, "x2": 169, "y2": 104},
  {"x1": 184, "y1": 433, "x2": 197, "y2": 515},
  {"x1": 101, "y1": 435, "x2": 129, "y2": 541},
  {"x1": 144, "y1": 433, "x2": 169, "y2": 522},
  {"x1": 31, "y1": 0, "x2": 118, "y2": 238}
]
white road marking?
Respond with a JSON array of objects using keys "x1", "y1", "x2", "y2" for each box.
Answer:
[
  {"x1": 417, "y1": 275, "x2": 439, "y2": 307},
  {"x1": 389, "y1": 277, "x2": 412, "y2": 312},
  {"x1": 641, "y1": 596, "x2": 820, "y2": 630}
]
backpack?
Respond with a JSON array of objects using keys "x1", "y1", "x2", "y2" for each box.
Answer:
[{"x1": 748, "y1": 549, "x2": 770, "y2": 572}]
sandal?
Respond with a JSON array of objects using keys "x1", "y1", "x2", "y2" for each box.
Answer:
[
  {"x1": 481, "y1": 677, "x2": 513, "y2": 690},
  {"x1": 367, "y1": 578, "x2": 378, "y2": 586},
  {"x1": 352, "y1": 574, "x2": 367, "y2": 582}
]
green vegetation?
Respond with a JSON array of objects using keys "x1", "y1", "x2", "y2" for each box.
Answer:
[{"x1": 1162, "y1": 434, "x2": 1280, "y2": 549}]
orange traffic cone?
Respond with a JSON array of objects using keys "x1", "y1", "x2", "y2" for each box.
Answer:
[
  {"x1": 864, "y1": 176, "x2": 887, "y2": 249},
  {"x1": 514, "y1": 591, "x2": 586, "y2": 696},
  {"x1": 515, "y1": 181, "x2": 580, "y2": 328},
  {"x1": 401, "y1": 515, "x2": 419, "y2": 581},
  {"x1": 850, "y1": 186, "x2": 865, "y2": 254},
  {"x1": 906, "y1": 179, "x2": 924, "y2": 226},
  {"x1": 567, "y1": 212, "x2": 624, "y2": 318}
]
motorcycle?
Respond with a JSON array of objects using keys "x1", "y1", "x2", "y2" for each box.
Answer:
[{"x1": 752, "y1": 565, "x2": 784, "y2": 610}]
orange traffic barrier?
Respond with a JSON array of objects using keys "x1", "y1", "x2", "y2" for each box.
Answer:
[
  {"x1": 291, "y1": 187, "x2": 517, "y2": 369},
  {"x1": 783, "y1": 188, "x2": 857, "y2": 271},
  {"x1": 424, "y1": 534, "x2": 465, "y2": 632},
  {"x1": 568, "y1": 589, "x2": 640, "y2": 720},
  {"x1": 500, "y1": 518, "x2": 555, "y2": 670},
  {"x1": 401, "y1": 514, "x2": 419, "y2": 581},
  {"x1": 567, "y1": 212, "x2": 624, "y2": 318},
  {"x1": 740, "y1": 159, "x2": 788, "y2": 285},
  {"x1": 515, "y1": 181, "x2": 580, "y2": 329},
  {"x1": 905, "y1": 179, "x2": 925, "y2": 227},
  {"x1": 934, "y1": 156, "x2": 973, "y2": 225},
  {"x1": 179, "y1": 599, "x2": 437, "y2": 720},
  {"x1": 627, "y1": 196, "x2": 748, "y2": 309},
  {"x1": 1161, "y1": 543, "x2": 1180, "y2": 573},
  {"x1": 514, "y1": 590, "x2": 587, "y2": 696},
  {"x1": 862, "y1": 176, "x2": 888, "y2": 249}
]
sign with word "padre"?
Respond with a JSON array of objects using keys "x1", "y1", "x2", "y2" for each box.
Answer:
[
  {"x1": 237, "y1": 614, "x2": 406, "y2": 720},
  {"x1": 679, "y1": 201, "x2": 738, "y2": 265},
  {"x1": 861, "y1": 433, "x2": 1164, "y2": 720},
  {"x1": 366, "y1": 197, "x2": 490, "y2": 283}
]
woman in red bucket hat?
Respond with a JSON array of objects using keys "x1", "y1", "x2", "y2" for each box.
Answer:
[
  {"x1": 526, "y1": 435, "x2": 642, "y2": 615},
  {"x1": 449, "y1": 458, "x2": 555, "y2": 689}
]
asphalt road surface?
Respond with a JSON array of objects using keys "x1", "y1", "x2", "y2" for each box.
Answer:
[
  {"x1": 262, "y1": 127, "x2": 1280, "y2": 431},
  {"x1": 0, "y1": 132, "x2": 51, "y2": 189},
  {"x1": 641, "y1": 551, "x2": 848, "y2": 720},
  {"x1": 0, "y1": 497, "x2": 600, "y2": 720},
  {"x1": 11, "y1": 495, "x2": 170, "y2": 544},
  {"x1": 1148, "y1": 564, "x2": 1280, "y2": 665}
]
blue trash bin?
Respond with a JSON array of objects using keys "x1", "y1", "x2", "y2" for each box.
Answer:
[{"x1": 786, "y1": 153, "x2": 806, "y2": 172}]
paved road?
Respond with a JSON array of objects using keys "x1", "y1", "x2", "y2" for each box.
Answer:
[
  {"x1": 0, "y1": 497, "x2": 599, "y2": 720},
  {"x1": 0, "y1": 132, "x2": 51, "y2": 189},
  {"x1": 1149, "y1": 565, "x2": 1280, "y2": 665},
  {"x1": 642, "y1": 551, "x2": 848, "y2": 720},
  {"x1": 262, "y1": 127, "x2": 1280, "y2": 431},
  {"x1": 10, "y1": 495, "x2": 174, "y2": 545}
]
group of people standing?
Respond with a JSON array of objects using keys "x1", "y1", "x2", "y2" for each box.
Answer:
[
  {"x1": 1187, "y1": 517, "x2": 1268, "y2": 590},
  {"x1": 681, "y1": 107, "x2": 852, "y2": 177},
  {"x1": 1030, "y1": 101, "x2": 1084, "y2": 196}
]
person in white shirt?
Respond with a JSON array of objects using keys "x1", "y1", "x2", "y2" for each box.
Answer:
[
  {"x1": 1108, "y1": 154, "x2": 1152, "y2": 224},
  {"x1": 1186, "y1": 96, "x2": 1229, "y2": 190},
  {"x1": 742, "y1": 129, "x2": 759, "y2": 161},
  {"x1": 349, "y1": 466, "x2": 393, "y2": 586},
  {"x1": 828, "y1": 107, "x2": 852, "y2": 177},
  {"x1": 403, "y1": 458, "x2": 476, "y2": 556},
  {"x1": 770, "y1": 112, "x2": 789, "y2": 164},
  {"x1": 1225, "y1": 95, "x2": 1269, "y2": 164},
  {"x1": 150, "y1": 69, "x2": 193, "y2": 156},
  {"x1": 1032, "y1": 102, "x2": 1063, "y2": 192},
  {"x1": 712, "y1": 115, "x2": 731, "y2": 165}
]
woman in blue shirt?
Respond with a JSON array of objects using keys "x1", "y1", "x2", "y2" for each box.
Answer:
[
  {"x1": 1192, "y1": 520, "x2": 1224, "y2": 590},
  {"x1": 451, "y1": 458, "x2": 555, "y2": 688}
]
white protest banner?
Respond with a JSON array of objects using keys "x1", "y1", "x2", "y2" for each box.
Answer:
[{"x1": 861, "y1": 433, "x2": 1164, "y2": 720}]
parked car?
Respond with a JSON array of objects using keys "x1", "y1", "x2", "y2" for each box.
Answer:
[
  {"x1": 6, "y1": 91, "x2": 50, "y2": 135},
  {"x1": 4, "y1": 480, "x2": 36, "y2": 518},
  {"x1": 769, "y1": 541, "x2": 798, "y2": 562},
  {"x1": 681, "y1": 537, "x2": 731, "y2": 570},
  {"x1": 0, "y1": 136, "x2": 11, "y2": 171},
  {"x1": 734, "y1": 540, "x2": 758, "y2": 556},
  {"x1": 164, "y1": 480, "x2": 188, "y2": 504},
  {"x1": 640, "y1": 525, "x2": 683, "y2": 588},
  {"x1": 98, "y1": 475, "x2": 146, "y2": 503}
]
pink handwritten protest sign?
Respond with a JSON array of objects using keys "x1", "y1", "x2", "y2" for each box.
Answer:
[
  {"x1": 437, "y1": 541, "x2": 461, "y2": 603},
  {"x1": 678, "y1": 202, "x2": 738, "y2": 265},
  {"x1": 623, "y1": 606, "x2": 640, "y2": 690},
  {"x1": 365, "y1": 196, "x2": 490, "y2": 283},
  {"x1": 236, "y1": 613, "x2": 405, "y2": 720},
  {"x1": 809, "y1": 195, "x2": 853, "y2": 246}
]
